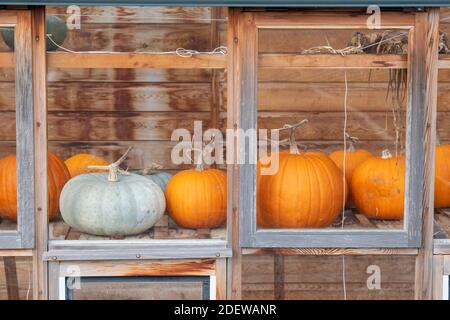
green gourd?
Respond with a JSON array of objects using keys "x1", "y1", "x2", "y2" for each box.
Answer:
[{"x1": 1, "y1": 16, "x2": 68, "y2": 51}]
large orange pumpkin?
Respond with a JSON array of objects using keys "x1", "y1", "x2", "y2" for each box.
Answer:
[
  {"x1": 435, "y1": 144, "x2": 450, "y2": 208},
  {"x1": 165, "y1": 167, "x2": 227, "y2": 229},
  {"x1": 329, "y1": 147, "x2": 373, "y2": 205},
  {"x1": 258, "y1": 150, "x2": 346, "y2": 228},
  {"x1": 65, "y1": 153, "x2": 109, "y2": 178},
  {"x1": 0, "y1": 152, "x2": 70, "y2": 221},
  {"x1": 257, "y1": 120, "x2": 346, "y2": 228},
  {"x1": 351, "y1": 149, "x2": 405, "y2": 220}
]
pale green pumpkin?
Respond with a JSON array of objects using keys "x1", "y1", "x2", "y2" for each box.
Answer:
[
  {"x1": 136, "y1": 163, "x2": 172, "y2": 192},
  {"x1": 59, "y1": 148, "x2": 165, "y2": 236},
  {"x1": 60, "y1": 173, "x2": 165, "y2": 236}
]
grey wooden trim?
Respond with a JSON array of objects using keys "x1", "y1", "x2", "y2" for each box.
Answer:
[
  {"x1": 0, "y1": 231, "x2": 22, "y2": 248},
  {"x1": 238, "y1": 12, "x2": 258, "y2": 249},
  {"x1": 248, "y1": 229, "x2": 410, "y2": 248},
  {"x1": 237, "y1": 11, "x2": 424, "y2": 249},
  {"x1": 15, "y1": 12, "x2": 35, "y2": 249},
  {"x1": 404, "y1": 26, "x2": 425, "y2": 247},
  {"x1": 434, "y1": 239, "x2": 450, "y2": 250},
  {"x1": 48, "y1": 261, "x2": 60, "y2": 300},
  {"x1": 44, "y1": 239, "x2": 231, "y2": 261},
  {"x1": 0, "y1": 12, "x2": 35, "y2": 249}
]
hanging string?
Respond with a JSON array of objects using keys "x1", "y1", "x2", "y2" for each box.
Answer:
[
  {"x1": 46, "y1": 33, "x2": 228, "y2": 57},
  {"x1": 341, "y1": 70, "x2": 348, "y2": 301}
]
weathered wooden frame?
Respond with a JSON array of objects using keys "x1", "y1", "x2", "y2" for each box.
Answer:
[
  {"x1": 47, "y1": 258, "x2": 227, "y2": 300},
  {"x1": 234, "y1": 10, "x2": 437, "y2": 248},
  {"x1": 0, "y1": 10, "x2": 35, "y2": 249}
]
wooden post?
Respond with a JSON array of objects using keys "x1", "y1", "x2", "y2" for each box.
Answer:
[
  {"x1": 432, "y1": 255, "x2": 445, "y2": 299},
  {"x1": 226, "y1": 8, "x2": 242, "y2": 300},
  {"x1": 31, "y1": 6, "x2": 48, "y2": 300},
  {"x1": 274, "y1": 255, "x2": 285, "y2": 300},
  {"x1": 3, "y1": 257, "x2": 20, "y2": 300},
  {"x1": 15, "y1": 10, "x2": 35, "y2": 249},
  {"x1": 210, "y1": 7, "x2": 222, "y2": 132},
  {"x1": 414, "y1": 8, "x2": 440, "y2": 300}
]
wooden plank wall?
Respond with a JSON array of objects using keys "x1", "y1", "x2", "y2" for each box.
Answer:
[
  {"x1": 242, "y1": 255, "x2": 415, "y2": 300},
  {"x1": 0, "y1": 6, "x2": 228, "y2": 170},
  {"x1": 1, "y1": 6, "x2": 449, "y2": 300}
]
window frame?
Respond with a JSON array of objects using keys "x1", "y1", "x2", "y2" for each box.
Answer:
[
  {"x1": 0, "y1": 10, "x2": 35, "y2": 249},
  {"x1": 235, "y1": 10, "x2": 434, "y2": 248}
]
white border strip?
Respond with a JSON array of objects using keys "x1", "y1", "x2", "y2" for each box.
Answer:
[{"x1": 443, "y1": 275, "x2": 449, "y2": 300}]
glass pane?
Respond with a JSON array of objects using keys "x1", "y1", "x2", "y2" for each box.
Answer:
[
  {"x1": 46, "y1": 7, "x2": 228, "y2": 242},
  {"x1": 256, "y1": 29, "x2": 408, "y2": 231},
  {"x1": 434, "y1": 67, "x2": 450, "y2": 241},
  {"x1": 70, "y1": 278, "x2": 204, "y2": 300},
  {"x1": 0, "y1": 27, "x2": 17, "y2": 232},
  {"x1": 0, "y1": 257, "x2": 33, "y2": 300}
]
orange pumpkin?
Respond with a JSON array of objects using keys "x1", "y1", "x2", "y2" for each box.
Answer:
[
  {"x1": 0, "y1": 152, "x2": 70, "y2": 221},
  {"x1": 351, "y1": 149, "x2": 405, "y2": 220},
  {"x1": 65, "y1": 153, "x2": 109, "y2": 178},
  {"x1": 435, "y1": 144, "x2": 450, "y2": 208},
  {"x1": 165, "y1": 167, "x2": 227, "y2": 229},
  {"x1": 257, "y1": 120, "x2": 346, "y2": 228},
  {"x1": 329, "y1": 147, "x2": 373, "y2": 205}
]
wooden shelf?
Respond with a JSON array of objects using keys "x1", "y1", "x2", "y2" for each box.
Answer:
[
  {"x1": 438, "y1": 54, "x2": 450, "y2": 69},
  {"x1": 259, "y1": 53, "x2": 408, "y2": 69},
  {"x1": 48, "y1": 214, "x2": 226, "y2": 241},
  {"x1": 3, "y1": 52, "x2": 450, "y2": 70},
  {"x1": 47, "y1": 52, "x2": 228, "y2": 69},
  {"x1": 0, "y1": 52, "x2": 227, "y2": 69}
]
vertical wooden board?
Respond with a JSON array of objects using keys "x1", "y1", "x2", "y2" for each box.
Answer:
[
  {"x1": 237, "y1": 11, "x2": 257, "y2": 248},
  {"x1": 273, "y1": 255, "x2": 285, "y2": 300},
  {"x1": 15, "y1": 10, "x2": 34, "y2": 249},
  {"x1": 227, "y1": 8, "x2": 242, "y2": 300},
  {"x1": 31, "y1": 6, "x2": 48, "y2": 300},
  {"x1": 3, "y1": 257, "x2": 19, "y2": 300},
  {"x1": 414, "y1": 8, "x2": 440, "y2": 300},
  {"x1": 215, "y1": 258, "x2": 227, "y2": 300},
  {"x1": 432, "y1": 255, "x2": 444, "y2": 300},
  {"x1": 0, "y1": 257, "x2": 33, "y2": 300}
]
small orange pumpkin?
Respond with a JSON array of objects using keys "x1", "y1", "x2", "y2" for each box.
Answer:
[
  {"x1": 165, "y1": 147, "x2": 227, "y2": 229},
  {"x1": 258, "y1": 120, "x2": 346, "y2": 228},
  {"x1": 434, "y1": 144, "x2": 450, "y2": 208},
  {"x1": 329, "y1": 143, "x2": 373, "y2": 206},
  {"x1": 0, "y1": 152, "x2": 70, "y2": 221},
  {"x1": 65, "y1": 153, "x2": 109, "y2": 178},
  {"x1": 351, "y1": 149, "x2": 405, "y2": 220}
]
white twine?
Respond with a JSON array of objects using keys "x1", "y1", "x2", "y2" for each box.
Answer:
[
  {"x1": 46, "y1": 34, "x2": 228, "y2": 57},
  {"x1": 341, "y1": 70, "x2": 348, "y2": 301},
  {"x1": 302, "y1": 32, "x2": 408, "y2": 56}
]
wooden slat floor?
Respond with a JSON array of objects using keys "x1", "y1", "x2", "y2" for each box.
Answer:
[{"x1": 1, "y1": 208, "x2": 448, "y2": 241}]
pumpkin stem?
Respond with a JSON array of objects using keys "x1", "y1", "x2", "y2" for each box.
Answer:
[
  {"x1": 143, "y1": 162, "x2": 163, "y2": 175},
  {"x1": 345, "y1": 132, "x2": 359, "y2": 152},
  {"x1": 275, "y1": 119, "x2": 308, "y2": 154},
  {"x1": 88, "y1": 146, "x2": 133, "y2": 182},
  {"x1": 184, "y1": 136, "x2": 216, "y2": 171},
  {"x1": 381, "y1": 149, "x2": 393, "y2": 159}
]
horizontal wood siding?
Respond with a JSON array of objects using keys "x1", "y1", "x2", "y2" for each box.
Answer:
[{"x1": 242, "y1": 255, "x2": 415, "y2": 300}]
